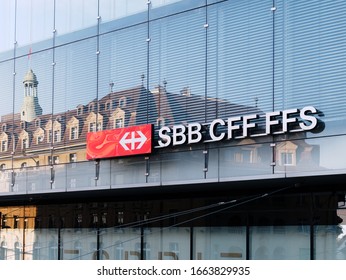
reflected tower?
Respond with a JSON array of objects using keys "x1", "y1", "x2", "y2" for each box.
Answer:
[{"x1": 20, "y1": 69, "x2": 43, "y2": 122}]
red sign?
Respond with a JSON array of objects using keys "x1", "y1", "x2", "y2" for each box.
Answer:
[{"x1": 86, "y1": 124, "x2": 153, "y2": 160}]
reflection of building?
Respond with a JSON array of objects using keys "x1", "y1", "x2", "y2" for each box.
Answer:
[{"x1": 1, "y1": 0, "x2": 346, "y2": 260}]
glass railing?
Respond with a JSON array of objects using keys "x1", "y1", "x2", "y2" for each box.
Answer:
[{"x1": 1, "y1": 135, "x2": 346, "y2": 195}]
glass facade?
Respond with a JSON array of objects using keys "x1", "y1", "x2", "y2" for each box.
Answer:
[{"x1": 0, "y1": 0, "x2": 346, "y2": 260}]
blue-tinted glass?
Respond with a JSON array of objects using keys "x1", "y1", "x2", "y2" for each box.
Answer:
[
  {"x1": 55, "y1": 0, "x2": 98, "y2": 46},
  {"x1": 150, "y1": 0, "x2": 205, "y2": 20},
  {"x1": 0, "y1": 0, "x2": 16, "y2": 58},
  {"x1": 275, "y1": 0, "x2": 346, "y2": 137},
  {"x1": 99, "y1": 0, "x2": 148, "y2": 34},
  {"x1": 15, "y1": 0, "x2": 54, "y2": 57},
  {"x1": 149, "y1": 8, "x2": 206, "y2": 125}
]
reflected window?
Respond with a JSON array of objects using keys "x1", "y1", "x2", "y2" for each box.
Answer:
[
  {"x1": 87, "y1": 112, "x2": 103, "y2": 132},
  {"x1": 0, "y1": 132, "x2": 8, "y2": 152},
  {"x1": 0, "y1": 241, "x2": 7, "y2": 260},
  {"x1": 89, "y1": 122, "x2": 96, "y2": 132},
  {"x1": 47, "y1": 130, "x2": 52, "y2": 143},
  {"x1": 277, "y1": 141, "x2": 297, "y2": 166},
  {"x1": 1, "y1": 140, "x2": 7, "y2": 152},
  {"x1": 48, "y1": 239, "x2": 59, "y2": 260},
  {"x1": 77, "y1": 106, "x2": 84, "y2": 116},
  {"x1": 33, "y1": 242, "x2": 41, "y2": 260},
  {"x1": 71, "y1": 126, "x2": 79, "y2": 140},
  {"x1": 48, "y1": 156, "x2": 59, "y2": 165},
  {"x1": 53, "y1": 130, "x2": 61, "y2": 143},
  {"x1": 68, "y1": 117, "x2": 80, "y2": 140},
  {"x1": 117, "y1": 211, "x2": 124, "y2": 225},
  {"x1": 35, "y1": 131, "x2": 44, "y2": 144},
  {"x1": 115, "y1": 242, "x2": 124, "y2": 260},
  {"x1": 13, "y1": 216, "x2": 19, "y2": 229},
  {"x1": 14, "y1": 242, "x2": 21, "y2": 260},
  {"x1": 281, "y1": 152, "x2": 294, "y2": 166},
  {"x1": 69, "y1": 153, "x2": 77, "y2": 163},
  {"x1": 21, "y1": 162, "x2": 28, "y2": 169},
  {"x1": 0, "y1": 164, "x2": 6, "y2": 170},
  {"x1": 22, "y1": 138, "x2": 29, "y2": 150},
  {"x1": 105, "y1": 102, "x2": 111, "y2": 111},
  {"x1": 235, "y1": 149, "x2": 255, "y2": 163},
  {"x1": 168, "y1": 242, "x2": 179, "y2": 260},
  {"x1": 115, "y1": 118, "x2": 123, "y2": 128},
  {"x1": 35, "y1": 119, "x2": 41, "y2": 127},
  {"x1": 112, "y1": 108, "x2": 125, "y2": 128},
  {"x1": 119, "y1": 97, "x2": 126, "y2": 108}
]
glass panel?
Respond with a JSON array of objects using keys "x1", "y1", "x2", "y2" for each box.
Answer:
[
  {"x1": 275, "y1": 135, "x2": 346, "y2": 176},
  {"x1": 14, "y1": 50, "x2": 53, "y2": 117},
  {"x1": 26, "y1": 166, "x2": 47, "y2": 192},
  {"x1": 61, "y1": 228, "x2": 97, "y2": 260},
  {"x1": 15, "y1": 0, "x2": 54, "y2": 56},
  {"x1": 66, "y1": 161, "x2": 97, "y2": 190},
  {"x1": 250, "y1": 226, "x2": 310, "y2": 260},
  {"x1": 0, "y1": 229, "x2": 23, "y2": 260},
  {"x1": 149, "y1": 8, "x2": 206, "y2": 126},
  {"x1": 98, "y1": 160, "x2": 111, "y2": 187},
  {"x1": 110, "y1": 157, "x2": 147, "y2": 187},
  {"x1": 54, "y1": 38, "x2": 97, "y2": 116},
  {"x1": 0, "y1": 60, "x2": 14, "y2": 176},
  {"x1": 98, "y1": 24, "x2": 148, "y2": 126},
  {"x1": 147, "y1": 155, "x2": 161, "y2": 184},
  {"x1": 30, "y1": 229, "x2": 60, "y2": 260},
  {"x1": 101, "y1": 227, "x2": 143, "y2": 260},
  {"x1": 205, "y1": 147, "x2": 219, "y2": 180},
  {"x1": 193, "y1": 227, "x2": 246, "y2": 260},
  {"x1": 12, "y1": 167, "x2": 27, "y2": 193},
  {"x1": 0, "y1": 0, "x2": 16, "y2": 57},
  {"x1": 144, "y1": 227, "x2": 190, "y2": 260},
  {"x1": 275, "y1": 0, "x2": 346, "y2": 137},
  {"x1": 26, "y1": 165, "x2": 52, "y2": 193},
  {"x1": 13, "y1": 51, "x2": 53, "y2": 173},
  {"x1": 0, "y1": 170, "x2": 12, "y2": 193},
  {"x1": 99, "y1": 0, "x2": 148, "y2": 33},
  {"x1": 161, "y1": 149, "x2": 206, "y2": 183},
  {"x1": 55, "y1": 0, "x2": 98, "y2": 45},
  {"x1": 315, "y1": 209, "x2": 346, "y2": 260},
  {"x1": 219, "y1": 141, "x2": 273, "y2": 179},
  {"x1": 209, "y1": 0, "x2": 274, "y2": 121},
  {"x1": 150, "y1": 0, "x2": 205, "y2": 20}
]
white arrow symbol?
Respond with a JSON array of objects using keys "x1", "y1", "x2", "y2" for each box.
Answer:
[{"x1": 120, "y1": 131, "x2": 147, "y2": 151}]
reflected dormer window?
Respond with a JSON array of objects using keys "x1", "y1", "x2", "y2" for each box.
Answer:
[
  {"x1": 19, "y1": 131, "x2": 29, "y2": 150},
  {"x1": 87, "y1": 112, "x2": 103, "y2": 132},
  {"x1": 35, "y1": 119, "x2": 41, "y2": 127},
  {"x1": 0, "y1": 133, "x2": 8, "y2": 152},
  {"x1": 71, "y1": 126, "x2": 78, "y2": 140},
  {"x1": 1, "y1": 124, "x2": 7, "y2": 132},
  {"x1": 112, "y1": 108, "x2": 125, "y2": 129},
  {"x1": 54, "y1": 130, "x2": 61, "y2": 143},
  {"x1": 89, "y1": 103, "x2": 95, "y2": 112},
  {"x1": 77, "y1": 106, "x2": 84, "y2": 116},
  {"x1": 67, "y1": 117, "x2": 79, "y2": 140},
  {"x1": 22, "y1": 138, "x2": 29, "y2": 150},
  {"x1": 119, "y1": 97, "x2": 126, "y2": 108},
  {"x1": 277, "y1": 141, "x2": 297, "y2": 166}
]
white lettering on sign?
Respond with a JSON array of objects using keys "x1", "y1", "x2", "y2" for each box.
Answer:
[
  {"x1": 155, "y1": 106, "x2": 320, "y2": 148},
  {"x1": 120, "y1": 130, "x2": 147, "y2": 151}
]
